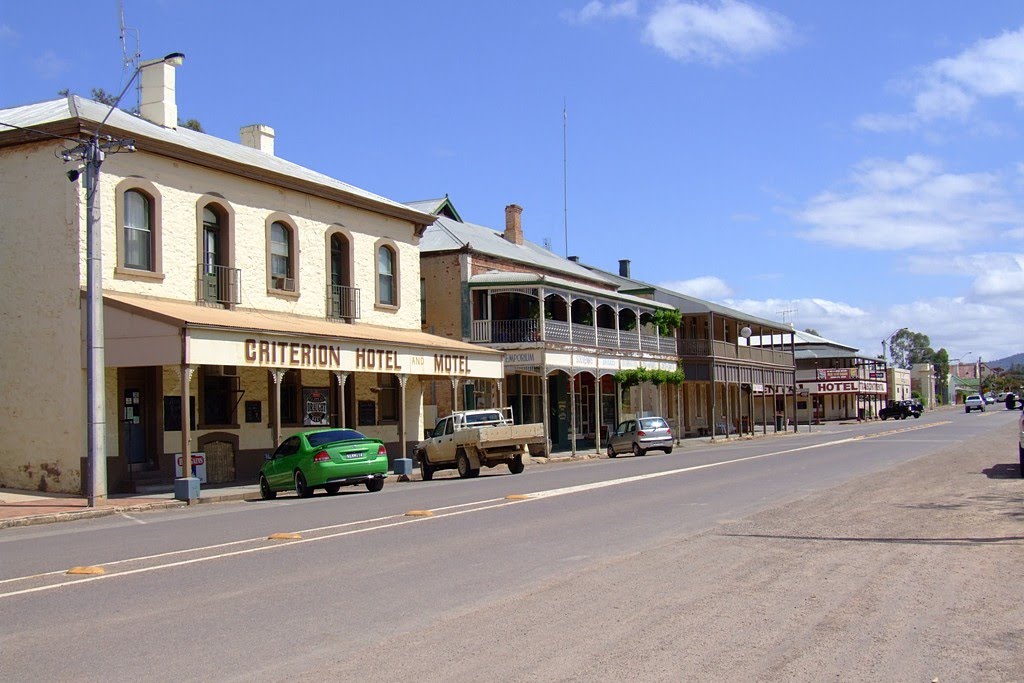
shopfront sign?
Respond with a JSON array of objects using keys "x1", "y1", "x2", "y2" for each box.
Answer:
[
  {"x1": 816, "y1": 368, "x2": 855, "y2": 380},
  {"x1": 505, "y1": 350, "x2": 541, "y2": 366},
  {"x1": 799, "y1": 380, "x2": 887, "y2": 395},
  {"x1": 189, "y1": 333, "x2": 501, "y2": 378}
]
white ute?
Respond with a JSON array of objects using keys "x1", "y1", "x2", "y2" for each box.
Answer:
[{"x1": 414, "y1": 408, "x2": 545, "y2": 480}]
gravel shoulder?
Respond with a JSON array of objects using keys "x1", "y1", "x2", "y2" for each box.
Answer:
[{"x1": 319, "y1": 418, "x2": 1024, "y2": 682}]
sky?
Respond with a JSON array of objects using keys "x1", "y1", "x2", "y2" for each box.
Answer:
[{"x1": 3, "y1": 0, "x2": 1024, "y2": 364}]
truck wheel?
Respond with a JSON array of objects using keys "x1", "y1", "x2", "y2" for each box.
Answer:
[
  {"x1": 420, "y1": 458, "x2": 434, "y2": 481},
  {"x1": 457, "y1": 451, "x2": 474, "y2": 479},
  {"x1": 508, "y1": 455, "x2": 524, "y2": 474},
  {"x1": 881, "y1": 414, "x2": 888, "y2": 420}
]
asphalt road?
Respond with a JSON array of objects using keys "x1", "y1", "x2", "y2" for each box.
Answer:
[{"x1": 1, "y1": 408, "x2": 1021, "y2": 681}]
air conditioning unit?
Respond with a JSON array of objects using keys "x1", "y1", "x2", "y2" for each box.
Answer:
[{"x1": 272, "y1": 276, "x2": 295, "y2": 292}]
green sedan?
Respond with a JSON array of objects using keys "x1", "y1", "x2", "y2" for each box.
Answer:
[{"x1": 259, "y1": 428, "x2": 388, "y2": 499}]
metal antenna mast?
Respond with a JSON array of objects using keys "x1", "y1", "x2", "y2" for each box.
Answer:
[
  {"x1": 119, "y1": 1, "x2": 142, "y2": 110},
  {"x1": 563, "y1": 100, "x2": 569, "y2": 258}
]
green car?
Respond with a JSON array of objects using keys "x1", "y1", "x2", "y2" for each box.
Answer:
[{"x1": 259, "y1": 428, "x2": 388, "y2": 499}]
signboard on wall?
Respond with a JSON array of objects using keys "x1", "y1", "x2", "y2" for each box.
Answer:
[
  {"x1": 175, "y1": 452, "x2": 207, "y2": 483},
  {"x1": 303, "y1": 388, "x2": 329, "y2": 426}
]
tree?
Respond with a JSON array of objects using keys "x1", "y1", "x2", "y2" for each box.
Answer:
[
  {"x1": 888, "y1": 329, "x2": 931, "y2": 370},
  {"x1": 804, "y1": 328, "x2": 820, "y2": 336},
  {"x1": 932, "y1": 348, "x2": 950, "y2": 403}
]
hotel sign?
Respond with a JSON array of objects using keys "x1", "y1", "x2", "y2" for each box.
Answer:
[{"x1": 186, "y1": 332, "x2": 501, "y2": 379}]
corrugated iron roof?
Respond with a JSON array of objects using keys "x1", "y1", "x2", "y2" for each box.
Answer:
[
  {"x1": 0, "y1": 97, "x2": 432, "y2": 223},
  {"x1": 419, "y1": 215, "x2": 617, "y2": 287}
]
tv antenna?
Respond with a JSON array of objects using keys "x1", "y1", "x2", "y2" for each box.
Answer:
[
  {"x1": 119, "y1": 1, "x2": 142, "y2": 110},
  {"x1": 777, "y1": 304, "x2": 797, "y2": 325}
]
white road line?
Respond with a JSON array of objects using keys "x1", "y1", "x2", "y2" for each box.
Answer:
[{"x1": 0, "y1": 422, "x2": 948, "y2": 600}]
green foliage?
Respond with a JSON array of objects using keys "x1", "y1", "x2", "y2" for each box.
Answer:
[
  {"x1": 651, "y1": 309, "x2": 682, "y2": 336},
  {"x1": 804, "y1": 328, "x2": 820, "y2": 335},
  {"x1": 180, "y1": 118, "x2": 205, "y2": 132},
  {"x1": 888, "y1": 329, "x2": 932, "y2": 370},
  {"x1": 612, "y1": 366, "x2": 685, "y2": 388}
]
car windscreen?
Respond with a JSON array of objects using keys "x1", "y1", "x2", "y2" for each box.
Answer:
[
  {"x1": 307, "y1": 429, "x2": 365, "y2": 447},
  {"x1": 639, "y1": 417, "x2": 668, "y2": 430}
]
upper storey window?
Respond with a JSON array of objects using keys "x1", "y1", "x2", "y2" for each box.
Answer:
[
  {"x1": 377, "y1": 244, "x2": 397, "y2": 307},
  {"x1": 123, "y1": 190, "x2": 153, "y2": 270},
  {"x1": 270, "y1": 221, "x2": 295, "y2": 291}
]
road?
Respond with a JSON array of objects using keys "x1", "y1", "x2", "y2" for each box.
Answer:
[{"x1": 1, "y1": 408, "x2": 1021, "y2": 681}]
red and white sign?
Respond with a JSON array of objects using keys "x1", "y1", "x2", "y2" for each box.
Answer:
[{"x1": 175, "y1": 452, "x2": 207, "y2": 483}]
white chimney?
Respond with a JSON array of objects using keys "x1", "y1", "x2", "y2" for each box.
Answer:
[
  {"x1": 240, "y1": 124, "x2": 275, "y2": 155},
  {"x1": 138, "y1": 59, "x2": 180, "y2": 129}
]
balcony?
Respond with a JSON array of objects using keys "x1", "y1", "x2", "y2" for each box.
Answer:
[
  {"x1": 471, "y1": 318, "x2": 675, "y2": 354},
  {"x1": 197, "y1": 264, "x2": 241, "y2": 305},
  {"x1": 679, "y1": 338, "x2": 792, "y2": 365},
  {"x1": 327, "y1": 284, "x2": 361, "y2": 322}
]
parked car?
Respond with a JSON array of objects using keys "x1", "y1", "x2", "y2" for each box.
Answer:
[
  {"x1": 964, "y1": 395, "x2": 986, "y2": 413},
  {"x1": 879, "y1": 399, "x2": 921, "y2": 420},
  {"x1": 983, "y1": 394, "x2": 995, "y2": 404},
  {"x1": 996, "y1": 391, "x2": 1011, "y2": 402},
  {"x1": 259, "y1": 428, "x2": 388, "y2": 499},
  {"x1": 607, "y1": 416, "x2": 674, "y2": 457}
]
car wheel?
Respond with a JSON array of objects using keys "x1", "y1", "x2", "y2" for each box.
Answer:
[
  {"x1": 508, "y1": 455, "x2": 524, "y2": 474},
  {"x1": 420, "y1": 457, "x2": 434, "y2": 481},
  {"x1": 294, "y1": 471, "x2": 312, "y2": 498},
  {"x1": 881, "y1": 414, "x2": 888, "y2": 420},
  {"x1": 664, "y1": 448, "x2": 673, "y2": 455},
  {"x1": 366, "y1": 478, "x2": 384, "y2": 493},
  {"x1": 965, "y1": 407, "x2": 970, "y2": 413},
  {"x1": 607, "y1": 444, "x2": 616, "y2": 458},
  {"x1": 324, "y1": 483, "x2": 341, "y2": 495},
  {"x1": 259, "y1": 475, "x2": 276, "y2": 500},
  {"x1": 457, "y1": 451, "x2": 473, "y2": 479},
  {"x1": 1019, "y1": 443, "x2": 1024, "y2": 478},
  {"x1": 632, "y1": 443, "x2": 645, "y2": 457}
]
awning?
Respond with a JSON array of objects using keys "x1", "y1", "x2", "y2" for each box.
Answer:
[{"x1": 93, "y1": 292, "x2": 504, "y2": 379}]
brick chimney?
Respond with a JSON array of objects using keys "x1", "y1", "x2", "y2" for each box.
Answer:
[
  {"x1": 240, "y1": 124, "x2": 275, "y2": 155},
  {"x1": 504, "y1": 204, "x2": 523, "y2": 245},
  {"x1": 138, "y1": 59, "x2": 180, "y2": 129},
  {"x1": 619, "y1": 259, "x2": 631, "y2": 277}
]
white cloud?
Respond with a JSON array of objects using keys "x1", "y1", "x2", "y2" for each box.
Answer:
[
  {"x1": 32, "y1": 50, "x2": 69, "y2": 80},
  {"x1": 643, "y1": 0, "x2": 794, "y2": 65},
  {"x1": 860, "y1": 26, "x2": 1024, "y2": 131},
  {"x1": 794, "y1": 155, "x2": 1021, "y2": 251},
  {"x1": 563, "y1": 1, "x2": 638, "y2": 24},
  {"x1": 718, "y1": 294, "x2": 1022, "y2": 360},
  {"x1": 658, "y1": 275, "x2": 733, "y2": 299},
  {"x1": 0, "y1": 24, "x2": 16, "y2": 45}
]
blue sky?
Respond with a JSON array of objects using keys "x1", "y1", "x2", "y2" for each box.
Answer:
[{"x1": 3, "y1": 1, "x2": 1024, "y2": 364}]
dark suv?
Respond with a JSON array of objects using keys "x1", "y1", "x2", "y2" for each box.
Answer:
[{"x1": 880, "y1": 399, "x2": 921, "y2": 420}]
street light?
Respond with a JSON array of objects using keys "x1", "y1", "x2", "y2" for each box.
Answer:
[
  {"x1": 63, "y1": 52, "x2": 185, "y2": 506},
  {"x1": 881, "y1": 327, "x2": 908, "y2": 365}
]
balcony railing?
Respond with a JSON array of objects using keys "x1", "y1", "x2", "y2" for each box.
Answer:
[
  {"x1": 327, "y1": 284, "x2": 361, "y2": 321},
  {"x1": 197, "y1": 264, "x2": 241, "y2": 305},
  {"x1": 679, "y1": 338, "x2": 793, "y2": 365},
  {"x1": 472, "y1": 317, "x2": 677, "y2": 355}
]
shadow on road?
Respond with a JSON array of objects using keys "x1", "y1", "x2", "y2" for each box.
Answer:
[{"x1": 982, "y1": 463, "x2": 1023, "y2": 479}]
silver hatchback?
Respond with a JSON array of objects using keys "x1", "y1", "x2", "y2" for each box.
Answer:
[{"x1": 607, "y1": 416, "x2": 674, "y2": 457}]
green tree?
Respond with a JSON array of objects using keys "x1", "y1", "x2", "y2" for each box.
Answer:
[
  {"x1": 888, "y1": 329, "x2": 931, "y2": 369},
  {"x1": 804, "y1": 328, "x2": 820, "y2": 336},
  {"x1": 932, "y1": 348, "x2": 950, "y2": 403}
]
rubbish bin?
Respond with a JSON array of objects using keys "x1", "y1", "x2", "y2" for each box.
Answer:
[{"x1": 775, "y1": 414, "x2": 784, "y2": 430}]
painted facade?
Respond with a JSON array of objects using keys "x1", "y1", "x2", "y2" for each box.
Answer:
[
  {"x1": 0, "y1": 87, "x2": 501, "y2": 495},
  {"x1": 417, "y1": 200, "x2": 679, "y2": 454}
]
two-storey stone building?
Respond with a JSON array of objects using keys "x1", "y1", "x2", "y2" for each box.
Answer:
[
  {"x1": 0, "y1": 70, "x2": 502, "y2": 495},
  {"x1": 416, "y1": 199, "x2": 679, "y2": 454}
]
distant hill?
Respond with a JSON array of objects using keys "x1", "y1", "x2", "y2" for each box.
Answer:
[{"x1": 987, "y1": 353, "x2": 1024, "y2": 370}]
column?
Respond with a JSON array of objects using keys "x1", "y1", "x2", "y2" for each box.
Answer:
[
  {"x1": 332, "y1": 371, "x2": 349, "y2": 428},
  {"x1": 271, "y1": 369, "x2": 285, "y2": 446}
]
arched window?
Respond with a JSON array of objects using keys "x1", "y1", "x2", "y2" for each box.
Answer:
[
  {"x1": 270, "y1": 221, "x2": 293, "y2": 290},
  {"x1": 124, "y1": 190, "x2": 153, "y2": 270},
  {"x1": 377, "y1": 245, "x2": 396, "y2": 306}
]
